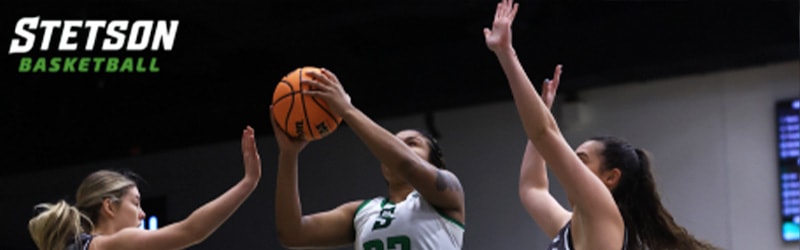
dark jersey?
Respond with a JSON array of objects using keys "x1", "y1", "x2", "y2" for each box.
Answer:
[
  {"x1": 65, "y1": 233, "x2": 93, "y2": 250},
  {"x1": 547, "y1": 221, "x2": 628, "y2": 250}
]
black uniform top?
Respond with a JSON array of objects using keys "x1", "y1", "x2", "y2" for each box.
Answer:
[
  {"x1": 547, "y1": 220, "x2": 628, "y2": 250},
  {"x1": 65, "y1": 233, "x2": 93, "y2": 250}
]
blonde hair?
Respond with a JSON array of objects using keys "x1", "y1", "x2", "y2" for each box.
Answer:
[
  {"x1": 28, "y1": 201, "x2": 89, "y2": 250},
  {"x1": 28, "y1": 170, "x2": 137, "y2": 250}
]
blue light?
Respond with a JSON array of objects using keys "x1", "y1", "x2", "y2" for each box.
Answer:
[
  {"x1": 783, "y1": 222, "x2": 800, "y2": 241},
  {"x1": 148, "y1": 215, "x2": 159, "y2": 230},
  {"x1": 792, "y1": 100, "x2": 799, "y2": 110}
]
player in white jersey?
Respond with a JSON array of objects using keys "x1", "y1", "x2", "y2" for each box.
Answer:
[
  {"x1": 272, "y1": 68, "x2": 465, "y2": 249},
  {"x1": 354, "y1": 191, "x2": 463, "y2": 250}
]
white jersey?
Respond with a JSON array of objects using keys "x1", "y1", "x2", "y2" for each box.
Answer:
[{"x1": 353, "y1": 191, "x2": 464, "y2": 250}]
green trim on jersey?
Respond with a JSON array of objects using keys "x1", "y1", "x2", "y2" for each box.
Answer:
[
  {"x1": 355, "y1": 199, "x2": 371, "y2": 217},
  {"x1": 435, "y1": 208, "x2": 465, "y2": 230}
]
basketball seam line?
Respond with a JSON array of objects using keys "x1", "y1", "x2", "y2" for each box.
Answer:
[
  {"x1": 299, "y1": 67, "x2": 316, "y2": 139},
  {"x1": 279, "y1": 79, "x2": 294, "y2": 137},
  {"x1": 310, "y1": 96, "x2": 341, "y2": 127}
]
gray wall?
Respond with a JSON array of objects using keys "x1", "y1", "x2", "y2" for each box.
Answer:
[{"x1": 2, "y1": 60, "x2": 798, "y2": 249}]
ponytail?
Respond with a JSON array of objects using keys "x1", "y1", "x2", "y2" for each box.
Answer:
[
  {"x1": 28, "y1": 200, "x2": 92, "y2": 250},
  {"x1": 592, "y1": 136, "x2": 720, "y2": 250}
]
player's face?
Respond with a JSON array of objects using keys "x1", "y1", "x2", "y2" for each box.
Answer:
[
  {"x1": 116, "y1": 187, "x2": 146, "y2": 229},
  {"x1": 567, "y1": 140, "x2": 608, "y2": 206},
  {"x1": 396, "y1": 130, "x2": 432, "y2": 162},
  {"x1": 576, "y1": 140, "x2": 606, "y2": 178},
  {"x1": 381, "y1": 130, "x2": 432, "y2": 184}
]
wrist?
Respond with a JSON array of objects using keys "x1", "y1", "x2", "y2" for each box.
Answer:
[
  {"x1": 338, "y1": 105, "x2": 360, "y2": 121},
  {"x1": 241, "y1": 176, "x2": 259, "y2": 188},
  {"x1": 493, "y1": 46, "x2": 516, "y2": 58},
  {"x1": 279, "y1": 150, "x2": 300, "y2": 159}
]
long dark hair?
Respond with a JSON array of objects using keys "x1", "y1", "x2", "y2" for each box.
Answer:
[{"x1": 591, "y1": 136, "x2": 718, "y2": 250}]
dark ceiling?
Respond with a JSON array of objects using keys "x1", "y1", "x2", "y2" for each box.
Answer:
[{"x1": 2, "y1": 0, "x2": 798, "y2": 177}]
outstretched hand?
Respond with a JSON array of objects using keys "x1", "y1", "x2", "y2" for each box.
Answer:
[
  {"x1": 302, "y1": 68, "x2": 353, "y2": 118},
  {"x1": 270, "y1": 107, "x2": 308, "y2": 155},
  {"x1": 484, "y1": 0, "x2": 519, "y2": 53},
  {"x1": 541, "y1": 65, "x2": 563, "y2": 110},
  {"x1": 241, "y1": 126, "x2": 262, "y2": 181}
]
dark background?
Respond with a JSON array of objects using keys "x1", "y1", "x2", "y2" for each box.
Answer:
[{"x1": 2, "y1": 0, "x2": 798, "y2": 177}]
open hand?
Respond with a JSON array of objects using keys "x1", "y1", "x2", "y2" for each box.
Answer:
[
  {"x1": 484, "y1": 0, "x2": 519, "y2": 53},
  {"x1": 302, "y1": 68, "x2": 353, "y2": 118},
  {"x1": 241, "y1": 126, "x2": 262, "y2": 180},
  {"x1": 541, "y1": 64, "x2": 562, "y2": 110}
]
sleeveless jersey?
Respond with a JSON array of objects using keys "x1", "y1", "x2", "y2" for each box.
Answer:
[
  {"x1": 353, "y1": 191, "x2": 464, "y2": 250},
  {"x1": 547, "y1": 220, "x2": 628, "y2": 250}
]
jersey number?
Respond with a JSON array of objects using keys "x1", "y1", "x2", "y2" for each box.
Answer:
[{"x1": 362, "y1": 235, "x2": 411, "y2": 250}]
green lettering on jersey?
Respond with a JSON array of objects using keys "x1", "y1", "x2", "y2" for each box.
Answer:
[{"x1": 362, "y1": 235, "x2": 410, "y2": 250}]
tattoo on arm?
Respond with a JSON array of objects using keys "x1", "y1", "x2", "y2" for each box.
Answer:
[{"x1": 435, "y1": 170, "x2": 462, "y2": 192}]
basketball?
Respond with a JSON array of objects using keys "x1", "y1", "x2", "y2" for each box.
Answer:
[{"x1": 272, "y1": 66, "x2": 342, "y2": 140}]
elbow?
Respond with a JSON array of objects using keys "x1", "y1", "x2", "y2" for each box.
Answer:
[
  {"x1": 276, "y1": 228, "x2": 305, "y2": 248},
  {"x1": 277, "y1": 236, "x2": 304, "y2": 249},
  {"x1": 518, "y1": 185, "x2": 532, "y2": 203},
  {"x1": 518, "y1": 182, "x2": 547, "y2": 203},
  {"x1": 276, "y1": 231, "x2": 293, "y2": 247},
  {"x1": 173, "y1": 221, "x2": 213, "y2": 247},
  {"x1": 187, "y1": 227, "x2": 213, "y2": 246}
]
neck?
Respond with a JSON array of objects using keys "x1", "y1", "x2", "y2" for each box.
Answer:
[
  {"x1": 91, "y1": 220, "x2": 119, "y2": 236},
  {"x1": 387, "y1": 183, "x2": 414, "y2": 203}
]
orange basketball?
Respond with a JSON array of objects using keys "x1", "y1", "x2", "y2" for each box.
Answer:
[{"x1": 272, "y1": 66, "x2": 342, "y2": 140}]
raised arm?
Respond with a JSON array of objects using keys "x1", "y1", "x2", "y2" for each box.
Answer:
[
  {"x1": 518, "y1": 67, "x2": 572, "y2": 238},
  {"x1": 271, "y1": 110, "x2": 362, "y2": 249},
  {"x1": 303, "y1": 69, "x2": 465, "y2": 223},
  {"x1": 93, "y1": 126, "x2": 262, "y2": 250},
  {"x1": 485, "y1": 0, "x2": 623, "y2": 247}
]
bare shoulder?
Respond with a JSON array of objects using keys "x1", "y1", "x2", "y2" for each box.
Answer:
[
  {"x1": 340, "y1": 200, "x2": 367, "y2": 214},
  {"x1": 434, "y1": 169, "x2": 463, "y2": 192}
]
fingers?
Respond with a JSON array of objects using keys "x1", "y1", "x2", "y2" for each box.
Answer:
[
  {"x1": 241, "y1": 125, "x2": 255, "y2": 155},
  {"x1": 497, "y1": 0, "x2": 516, "y2": 19},
  {"x1": 495, "y1": 3, "x2": 502, "y2": 20},
  {"x1": 245, "y1": 125, "x2": 259, "y2": 149},
  {"x1": 543, "y1": 78, "x2": 553, "y2": 98},
  {"x1": 552, "y1": 64, "x2": 563, "y2": 91},
  {"x1": 320, "y1": 68, "x2": 340, "y2": 85},
  {"x1": 510, "y1": 3, "x2": 519, "y2": 21},
  {"x1": 483, "y1": 28, "x2": 491, "y2": 39},
  {"x1": 305, "y1": 70, "x2": 334, "y2": 87},
  {"x1": 242, "y1": 125, "x2": 253, "y2": 141}
]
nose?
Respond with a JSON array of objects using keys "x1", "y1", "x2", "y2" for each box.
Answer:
[{"x1": 138, "y1": 209, "x2": 146, "y2": 220}]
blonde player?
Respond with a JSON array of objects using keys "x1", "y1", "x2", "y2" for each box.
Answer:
[{"x1": 29, "y1": 126, "x2": 262, "y2": 250}]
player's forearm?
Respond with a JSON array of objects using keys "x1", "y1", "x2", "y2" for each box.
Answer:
[
  {"x1": 274, "y1": 153, "x2": 305, "y2": 239},
  {"x1": 179, "y1": 177, "x2": 257, "y2": 242},
  {"x1": 520, "y1": 140, "x2": 548, "y2": 191},
  {"x1": 494, "y1": 48, "x2": 559, "y2": 142},
  {"x1": 339, "y1": 107, "x2": 422, "y2": 177}
]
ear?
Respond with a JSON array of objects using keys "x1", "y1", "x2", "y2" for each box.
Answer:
[
  {"x1": 602, "y1": 168, "x2": 622, "y2": 190},
  {"x1": 101, "y1": 198, "x2": 117, "y2": 218}
]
